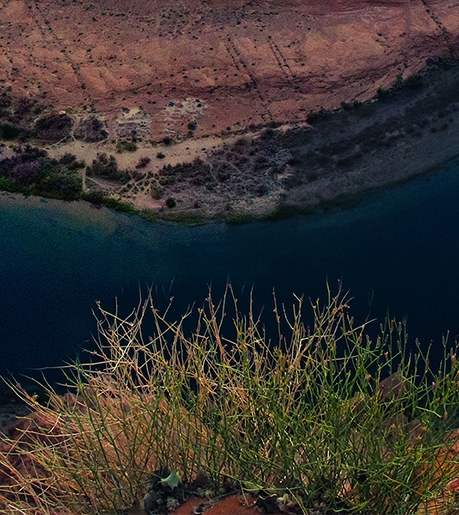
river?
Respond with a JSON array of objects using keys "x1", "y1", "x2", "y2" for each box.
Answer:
[{"x1": 1, "y1": 157, "x2": 459, "y2": 387}]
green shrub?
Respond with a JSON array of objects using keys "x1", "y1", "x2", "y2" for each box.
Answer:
[
  {"x1": 1, "y1": 286, "x2": 459, "y2": 514},
  {"x1": 377, "y1": 86, "x2": 391, "y2": 100},
  {"x1": 37, "y1": 169, "x2": 82, "y2": 200},
  {"x1": 116, "y1": 139, "x2": 137, "y2": 153},
  {"x1": 0, "y1": 145, "x2": 83, "y2": 200},
  {"x1": 136, "y1": 156, "x2": 151, "y2": 169},
  {"x1": 0, "y1": 176, "x2": 17, "y2": 192},
  {"x1": 59, "y1": 152, "x2": 85, "y2": 170},
  {"x1": 0, "y1": 93, "x2": 12, "y2": 109},
  {"x1": 86, "y1": 153, "x2": 126, "y2": 181},
  {"x1": 80, "y1": 189, "x2": 105, "y2": 205},
  {"x1": 307, "y1": 108, "x2": 332, "y2": 124},
  {"x1": 403, "y1": 74, "x2": 424, "y2": 90},
  {"x1": 165, "y1": 196, "x2": 176, "y2": 208},
  {"x1": 99, "y1": 197, "x2": 136, "y2": 213},
  {"x1": 150, "y1": 180, "x2": 163, "y2": 199},
  {"x1": 33, "y1": 113, "x2": 73, "y2": 142},
  {"x1": 0, "y1": 122, "x2": 21, "y2": 140}
]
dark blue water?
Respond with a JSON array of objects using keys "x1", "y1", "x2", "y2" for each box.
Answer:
[{"x1": 1, "y1": 158, "x2": 459, "y2": 385}]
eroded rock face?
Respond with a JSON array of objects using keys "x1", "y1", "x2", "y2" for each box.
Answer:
[{"x1": 1, "y1": 0, "x2": 458, "y2": 139}]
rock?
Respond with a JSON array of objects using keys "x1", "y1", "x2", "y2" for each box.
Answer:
[
  {"x1": 377, "y1": 371, "x2": 409, "y2": 404},
  {"x1": 4, "y1": 0, "x2": 459, "y2": 139},
  {"x1": 74, "y1": 115, "x2": 108, "y2": 142}
]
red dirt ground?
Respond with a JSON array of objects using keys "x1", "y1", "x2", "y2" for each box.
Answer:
[
  {"x1": 171, "y1": 495, "x2": 259, "y2": 515},
  {"x1": 1, "y1": 0, "x2": 459, "y2": 140}
]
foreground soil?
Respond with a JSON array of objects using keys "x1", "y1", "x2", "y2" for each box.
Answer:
[
  {"x1": 1, "y1": 408, "x2": 459, "y2": 515},
  {"x1": 2, "y1": 0, "x2": 459, "y2": 219}
]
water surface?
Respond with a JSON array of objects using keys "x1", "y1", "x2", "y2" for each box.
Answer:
[{"x1": 1, "y1": 158, "x2": 459, "y2": 384}]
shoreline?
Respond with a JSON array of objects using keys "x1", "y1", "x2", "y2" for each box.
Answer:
[
  {"x1": 1, "y1": 58, "x2": 459, "y2": 223},
  {"x1": 65, "y1": 58, "x2": 459, "y2": 222},
  {"x1": 263, "y1": 58, "x2": 459, "y2": 219}
]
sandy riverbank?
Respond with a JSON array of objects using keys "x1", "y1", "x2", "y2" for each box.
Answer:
[
  {"x1": 2, "y1": 0, "x2": 459, "y2": 220},
  {"x1": 40, "y1": 58, "x2": 459, "y2": 221}
]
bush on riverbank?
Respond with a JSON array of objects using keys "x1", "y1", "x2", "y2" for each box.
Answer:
[
  {"x1": 0, "y1": 145, "x2": 82, "y2": 200},
  {"x1": 86, "y1": 152, "x2": 127, "y2": 181},
  {"x1": 1, "y1": 286, "x2": 459, "y2": 514}
]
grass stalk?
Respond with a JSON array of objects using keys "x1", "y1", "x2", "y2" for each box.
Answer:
[{"x1": 1, "y1": 284, "x2": 459, "y2": 514}]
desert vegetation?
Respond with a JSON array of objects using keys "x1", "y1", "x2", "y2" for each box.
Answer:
[
  {"x1": 1, "y1": 286, "x2": 459, "y2": 514},
  {"x1": 116, "y1": 139, "x2": 138, "y2": 153},
  {"x1": 117, "y1": 132, "x2": 291, "y2": 210},
  {"x1": 0, "y1": 88, "x2": 73, "y2": 144},
  {"x1": 0, "y1": 145, "x2": 83, "y2": 200},
  {"x1": 86, "y1": 153, "x2": 127, "y2": 182},
  {"x1": 1, "y1": 57, "x2": 459, "y2": 222}
]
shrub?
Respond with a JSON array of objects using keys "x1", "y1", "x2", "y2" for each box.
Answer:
[
  {"x1": 377, "y1": 86, "x2": 392, "y2": 101},
  {"x1": 81, "y1": 189, "x2": 105, "y2": 205},
  {"x1": 58, "y1": 153, "x2": 85, "y2": 170},
  {"x1": 116, "y1": 139, "x2": 137, "y2": 153},
  {"x1": 38, "y1": 169, "x2": 82, "y2": 200},
  {"x1": 404, "y1": 74, "x2": 424, "y2": 90},
  {"x1": 59, "y1": 152, "x2": 78, "y2": 166},
  {"x1": 10, "y1": 160, "x2": 42, "y2": 184},
  {"x1": 234, "y1": 136, "x2": 249, "y2": 147},
  {"x1": 136, "y1": 156, "x2": 151, "y2": 169},
  {"x1": 74, "y1": 116, "x2": 108, "y2": 142},
  {"x1": 0, "y1": 93, "x2": 12, "y2": 109},
  {"x1": 86, "y1": 153, "x2": 126, "y2": 181},
  {"x1": 0, "y1": 122, "x2": 21, "y2": 140},
  {"x1": 0, "y1": 176, "x2": 17, "y2": 192},
  {"x1": 99, "y1": 197, "x2": 136, "y2": 213},
  {"x1": 150, "y1": 180, "x2": 163, "y2": 199},
  {"x1": 0, "y1": 145, "x2": 83, "y2": 199},
  {"x1": 14, "y1": 97, "x2": 35, "y2": 118},
  {"x1": 165, "y1": 196, "x2": 176, "y2": 208},
  {"x1": 33, "y1": 113, "x2": 73, "y2": 142},
  {"x1": 1, "y1": 286, "x2": 459, "y2": 514},
  {"x1": 307, "y1": 108, "x2": 332, "y2": 124}
]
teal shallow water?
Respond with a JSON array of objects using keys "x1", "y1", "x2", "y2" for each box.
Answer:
[{"x1": 1, "y1": 157, "x2": 459, "y2": 383}]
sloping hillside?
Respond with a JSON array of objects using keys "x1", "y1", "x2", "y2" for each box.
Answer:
[{"x1": 1, "y1": 0, "x2": 458, "y2": 139}]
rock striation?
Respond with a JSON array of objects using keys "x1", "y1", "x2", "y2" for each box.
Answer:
[{"x1": 1, "y1": 0, "x2": 459, "y2": 139}]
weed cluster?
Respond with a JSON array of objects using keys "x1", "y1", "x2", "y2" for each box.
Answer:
[
  {"x1": 116, "y1": 139, "x2": 138, "y2": 153},
  {"x1": 1, "y1": 286, "x2": 459, "y2": 514}
]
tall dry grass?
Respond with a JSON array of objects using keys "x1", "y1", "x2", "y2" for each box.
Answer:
[{"x1": 1, "y1": 284, "x2": 459, "y2": 514}]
